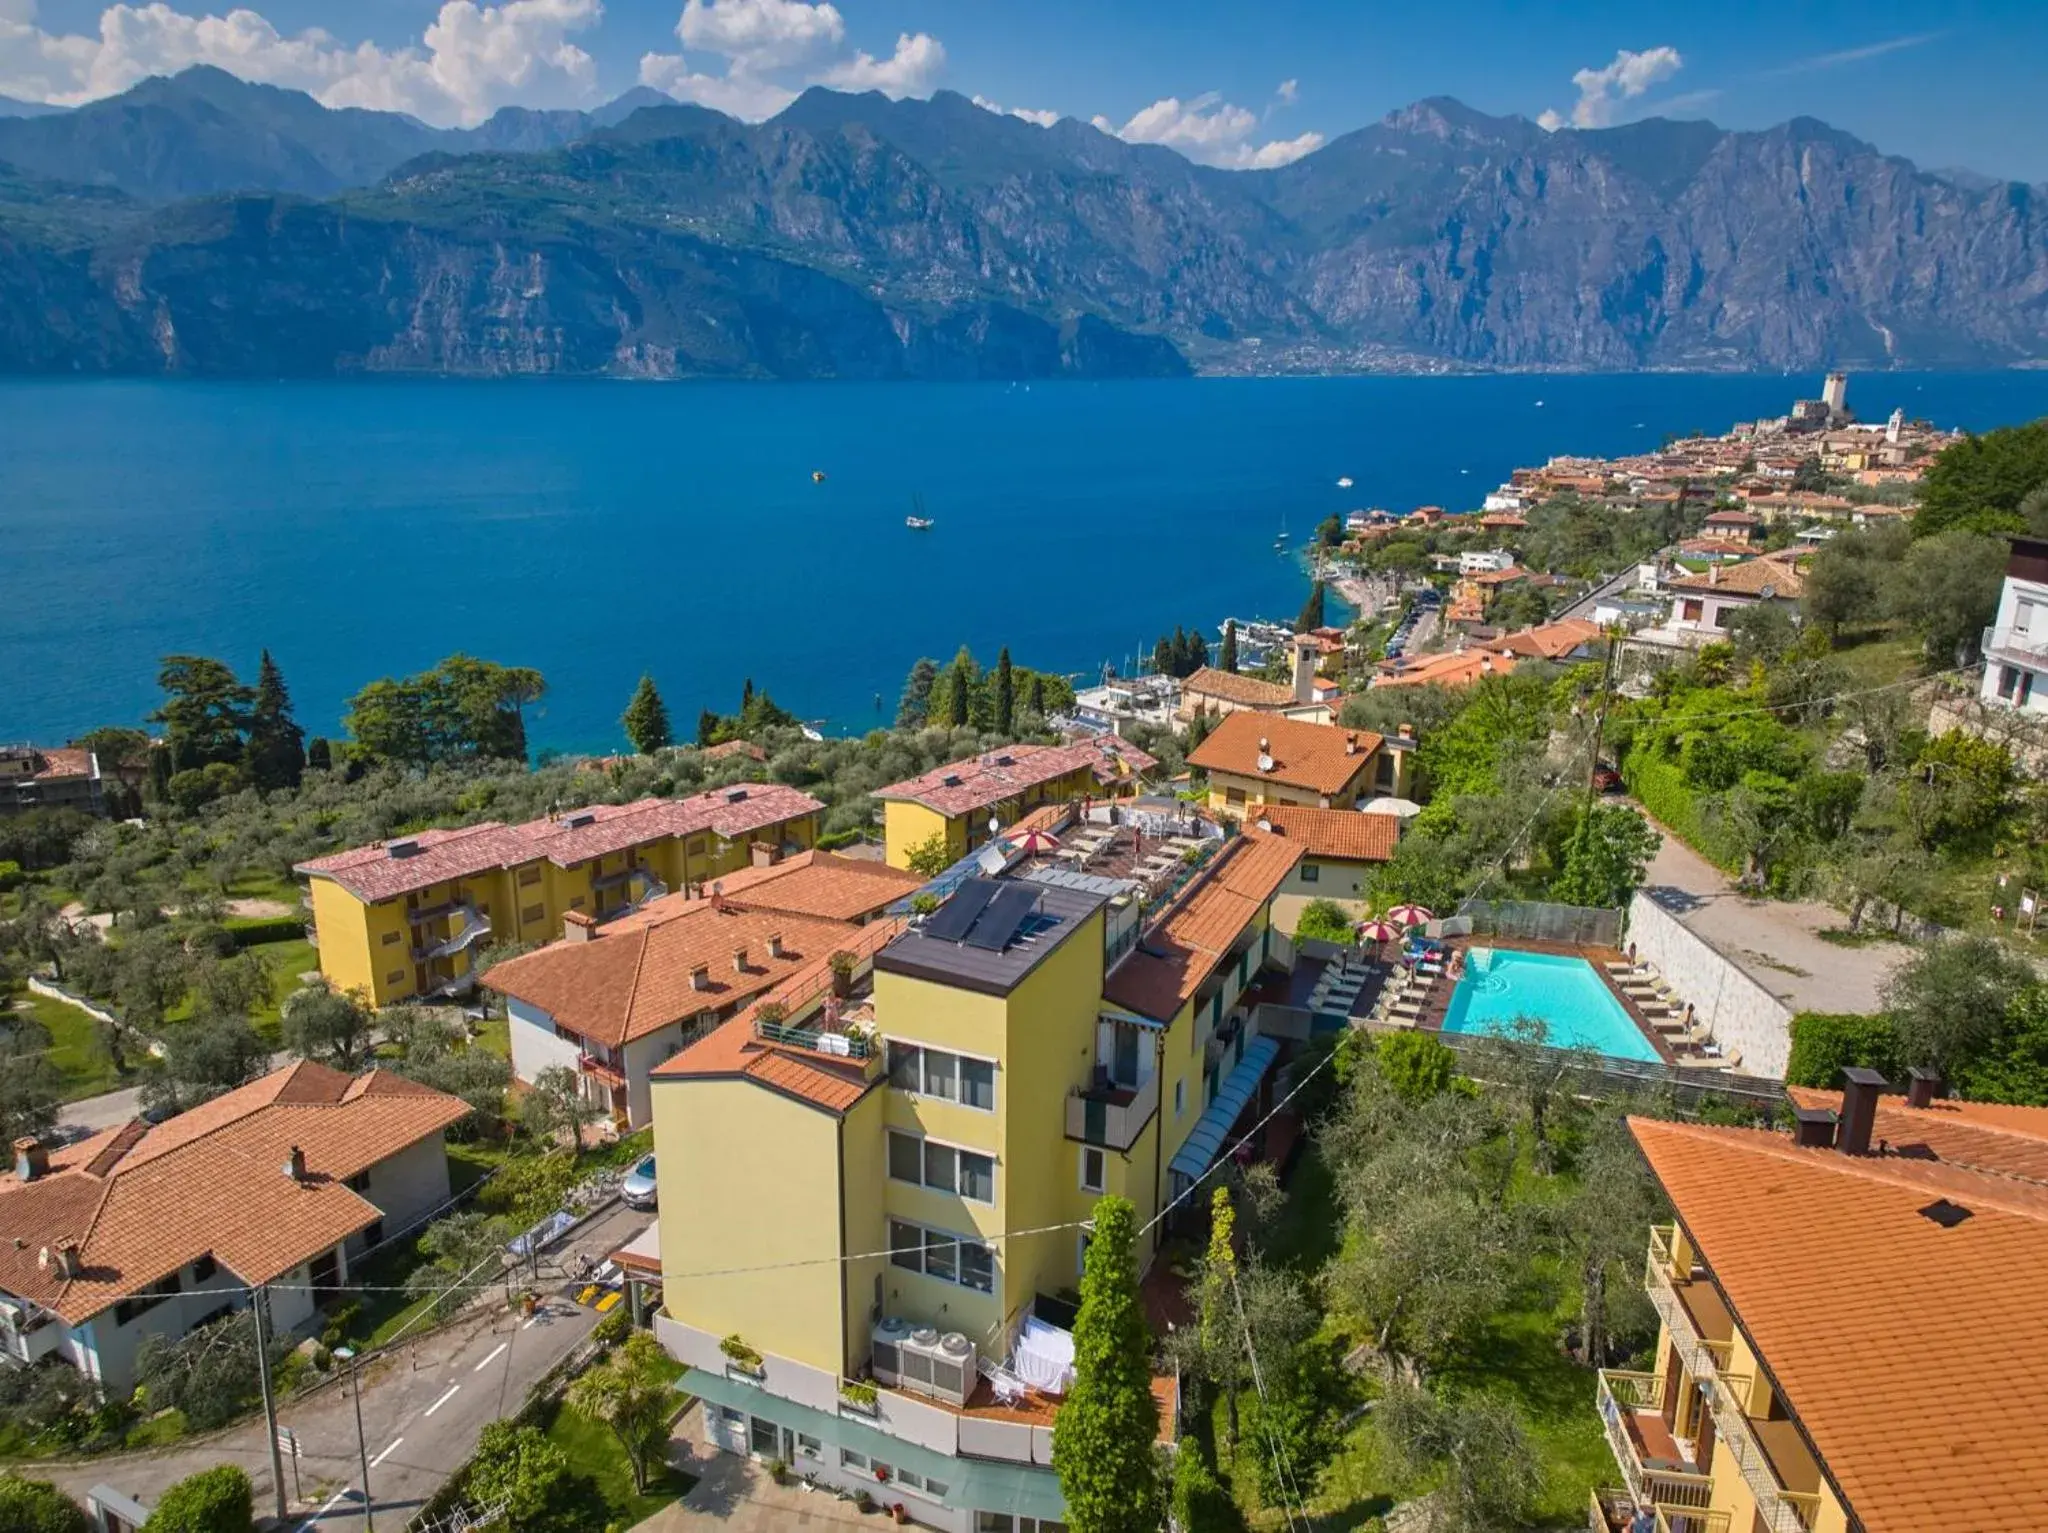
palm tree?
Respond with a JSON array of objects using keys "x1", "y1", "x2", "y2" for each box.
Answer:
[{"x1": 566, "y1": 1333, "x2": 674, "y2": 1492}]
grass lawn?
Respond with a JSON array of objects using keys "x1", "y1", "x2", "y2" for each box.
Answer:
[
  {"x1": 473, "y1": 1013, "x2": 510, "y2": 1059},
  {"x1": 161, "y1": 934, "x2": 318, "y2": 1036},
  {"x1": 14, "y1": 990, "x2": 128, "y2": 1101},
  {"x1": 539, "y1": 1355, "x2": 693, "y2": 1524}
]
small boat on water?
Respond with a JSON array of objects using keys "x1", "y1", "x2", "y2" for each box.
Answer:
[
  {"x1": 1336, "y1": 476, "x2": 1353, "y2": 488},
  {"x1": 906, "y1": 491, "x2": 934, "y2": 530},
  {"x1": 812, "y1": 470, "x2": 827, "y2": 482}
]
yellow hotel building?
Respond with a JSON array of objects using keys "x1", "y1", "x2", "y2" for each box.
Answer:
[
  {"x1": 645, "y1": 825, "x2": 1306, "y2": 1530},
  {"x1": 1596, "y1": 1071, "x2": 2048, "y2": 1533},
  {"x1": 1185, "y1": 710, "x2": 1409, "y2": 821},
  {"x1": 294, "y1": 784, "x2": 824, "y2": 1006},
  {"x1": 873, "y1": 739, "x2": 1155, "y2": 871}
]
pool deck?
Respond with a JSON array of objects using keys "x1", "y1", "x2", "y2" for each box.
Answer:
[{"x1": 1392, "y1": 938, "x2": 1682, "y2": 1065}]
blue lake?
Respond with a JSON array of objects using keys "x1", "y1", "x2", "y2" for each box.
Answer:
[{"x1": 4, "y1": 372, "x2": 2048, "y2": 751}]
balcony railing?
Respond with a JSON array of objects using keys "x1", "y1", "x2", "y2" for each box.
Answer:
[
  {"x1": 754, "y1": 1016, "x2": 874, "y2": 1060},
  {"x1": 1983, "y1": 624, "x2": 2048, "y2": 664},
  {"x1": 1596, "y1": 1371, "x2": 1714, "y2": 1514},
  {"x1": 413, "y1": 904, "x2": 491, "y2": 962},
  {"x1": 1657, "y1": 1511, "x2": 1731, "y2": 1533},
  {"x1": 1065, "y1": 1070, "x2": 1160, "y2": 1151}
]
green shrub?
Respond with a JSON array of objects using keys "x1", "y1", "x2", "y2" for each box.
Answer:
[
  {"x1": 223, "y1": 916, "x2": 308, "y2": 948},
  {"x1": 1623, "y1": 752, "x2": 1722, "y2": 867},
  {"x1": 0, "y1": 860, "x2": 23, "y2": 892},
  {"x1": 815, "y1": 828, "x2": 866, "y2": 852},
  {"x1": 1169, "y1": 1436, "x2": 1235, "y2": 1533},
  {"x1": 592, "y1": 1307, "x2": 632, "y2": 1348},
  {"x1": 0, "y1": 1475, "x2": 90, "y2": 1533},
  {"x1": 1377, "y1": 1030, "x2": 1459, "y2": 1103},
  {"x1": 1786, "y1": 1012, "x2": 1901, "y2": 1089},
  {"x1": 1294, "y1": 898, "x2": 1354, "y2": 944},
  {"x1": 143, "y1": 1466, "x2": 252, "y2": 1533}
]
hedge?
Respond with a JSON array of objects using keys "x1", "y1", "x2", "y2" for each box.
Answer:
[
  {"x1": 1622, "y1": 751, "x2": 1730, "y2": 871},
  {"x1": 143, "y1": 1466, "x2": 252, "y2": 1533},
  {"x1": 0, "y1": 1476, "x2": 90, "y2": 1533},
  {"x1": 1786, "y1": 1011, "x2": 1902, "y2": 1089},
  {"x1": 815, "y1": 828, "x2": 867, "y2": 852},
  {"x1": 223, "y1": 916, "x2": 308, "y2": 949}
]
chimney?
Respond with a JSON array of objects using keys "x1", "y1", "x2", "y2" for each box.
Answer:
[
  {"x1": 1397, "y1": 723, "x2": 1414, "y2": 741},
  {"x1": 563, "y1": 910, "x2": 598, "y2": 944},
  {"x1": 1907, "y1": 1066, "x2": 1944, "y2": 1110},
  {"x1": 1345, "y1": 733, "x2": 1359, "y2": 757},
  {"x1": 750, "y1": 840, "x2": 779, "y2": 869},
  {"x1": 40, "y1": 1241, "x2": 79, "y2": 1279},
  {"x1": 767, "y1": 932, "x2": 787, "y2": 960},
  {"x1": 13, "y1": 1137, "x2": 48, "y2": 1184},
  {"x1": 1837, "y1": 1067, "x2": 1887, "y2": 1156},
  {"x1": 709, "y1": 883, "x2": 727, "y2": 914},
  {"x1": 284, "y1": 1145, "x2": 307, "y2": 1182},
  {"x1": 1791, "y1": 1106, "x2": 1838, "y2": 1149},
  {"x1": 690, "y1": 964, "x2": 712, "y2": 992},
  {"x1": 1708, "y1": 563, "x2": 1720, "y2": 586},
  {"x1": 732, "y1": 946, "x2": 750, "y2": 974}
]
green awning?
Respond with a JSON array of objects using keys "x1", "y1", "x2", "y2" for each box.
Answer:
[{"x1": 680, "y1": 1368, "x2": 1067, "y2": 1521}]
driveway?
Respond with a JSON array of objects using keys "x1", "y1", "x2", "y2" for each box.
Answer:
[
  {"x1": 1639, "y1": 827, "x2": 1915, "y2": 1017},
  {"x1": 39, "y1": 1203, "x2": 651, "y2": 1533}
]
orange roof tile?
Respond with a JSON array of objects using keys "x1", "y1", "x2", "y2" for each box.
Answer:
[
  {"x1": 1369, "y1": 649, "x2": 1518, "y2": 690},
  {"x1": 0, "y1": 1063, "x2": 467, "y2": 1323},
  {"x1": 1103, "y1": 831, "x2": 1303, "y2": 1021},
  {"x1": 1187, "y1": 712, "x2": 1386, "y2": 797},
  {"x1": 1253, "y1": 805, "x2": 1399, "y2": 862},
  {"x1": 873, "y1": 743, "x2": 1111, "y2": 817},
  {"x1": 1181, "y1": 667, "x2": 1296, "y2": 709},
  {"x1": 484, "y1": 902, "x2": 862, "y2": 1049},
  {"x1": 1666, "y1": 555, "x2": 1808, "y2": 598},
  {"x1": 1629, "y1": 1116, "x2": 2048, "y2": 1533},
  {"x1": 1784, "y1": 1087, "x2": 2048, "y2": 1185},
  {"x1": 700, "y1": 851, "x2": 923, "y2": 923}
]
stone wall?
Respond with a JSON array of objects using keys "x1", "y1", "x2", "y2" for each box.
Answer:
[{"x1": 1625, "y1": 893, "x2": 1794, "y2": 1079}]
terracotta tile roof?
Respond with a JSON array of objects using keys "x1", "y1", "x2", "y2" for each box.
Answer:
[
  {"x1": 1076, "y1": 735, "x2": 1157, "y2": 787},
  {"x1": 295, "y1": 784, "x2": 824, "y2": 901},
  {"x1": 1467, "y1": 565, "x2": 1527, "y2": 586},
  {"x1": 1253, "y1": 805, "x2": 1399, "y2": 862},
  {"x1": 701, "y1": 740, "x2": 768, "y2": 763},
  {"x1": 1103, "y1": 831, "x2": 1303, "y2": 1021},
  {"x1": 1628, "y1": 1116, "x2": 2048, "y2": 1533},
  {"x1": 31, "y1": 747, "x2": 94, "y2": 782},
  {"x1": 1370, "y1": 649, "x2": 1518, "y2": 690},
  {"x1": 0, "y1": 1063, "x2": 467, "y2": 1324},
  {"x1": 483, "y1": 901, "x2": 861, "y2": 1049},
  {"x1": 1785, "y1": 1088, "x2": 2048, "y2": 1185},
  {"x1": 873, "y1": 743, "x2": 1108, "y2": 817},
  {"x1": 1494, "y1": 617, "x2": 1602, "y2": 660},
  {"x1": 1187, "y1": 712, "x2": 1386, "y2": 797},
  {"x1": 699, "y1": 851, "x2": 922, "y2": 922},
  {"x1": 1180, "y1": 667, "x2": 1296, "y2": 709},
  {"x1": 1666, "y1": 555, "x2": 1808, "y2": 598}
]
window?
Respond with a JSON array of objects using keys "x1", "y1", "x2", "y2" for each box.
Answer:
[
  {"x1": 890, "y1": 1218, "x2": 994, "y2": 1293},
  {"x1": 888, "y1": 1132, "x2": 995, "y2": 1203},
  {"x1": 363, "y1": 1220, "x2": 384, "y2": 1249},
  {"x1": 796, "y1": 1433, "x2": 822, "y2": 1461},
  {"x1": 191, "y1": 1255, "x2": 217, "y2": 1282},
  {"x1": 114, "y1": 1273, "x2": 180, "y2": 1327},
  {"x1": 1080, "y1": 1146, "x2": 1105, "y2": 1194},
  {"x1": 518, "y1": 865, "x2": 543, "y2": 887},
  {"x1": 895, "y1": 1468, "x2": 950, "y2": 1499},
  {"x1": 520, "y1": 903, "x2": 544, "y2": 925},
  {"x1": 1680, "y1": 598, "x2": 1704, "y2": 622},
  {"x1": 1712, "y1": 606, "x2": 1734, "y2": 629},
  {"x1": 718, "y1": 1406, "x2": 745, "y2": 1427},
  {"x1": 1174, "y1": 1080, "x2": 1185, "y2": 1118},
  {"x1": 1299, "y1": 863, "x2": 1319, "y2": 883},
  {"x1": 1225, "y1": 786, "x2": 1246, "y2": 805},
  {"x1": 886, "y1": 1042, "x2": 996, "y2": 1110},
  {"x1": 841, "y1": 1448, "x2": 869, "y2": 1471},
  {"x1": 385, "y1": 969, "x2": 406, "y2": 986},
  {"x1": 2000, "y1": 666, "x2": 2019, "y2": 699},
  {"x1": 381, "y1": 930, "x2": 401, "y2": 945}
]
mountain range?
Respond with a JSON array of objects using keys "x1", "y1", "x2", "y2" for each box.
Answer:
[{"x1": 1, "y1": 68, "x2": 2045, "y2": 379}]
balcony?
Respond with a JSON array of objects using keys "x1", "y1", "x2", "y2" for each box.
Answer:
[
  {"x1": 413, "y1": 904, "x2": 491, "y2": 962},
  {"x1": 1640, "y1": 1227, "x2": 1823, "y2": 1533},
  {"x1": 754, "y1": 1015, "x2": 876, "y2": 1062},
  {"x1": 579, "y1": 1052, "x2": 627, "y2": 1089},
  {"x1": 1065, "y1": 1070, "x2": 1160, "y2": 1151},
  {"x1": 1982, "y1": 624, "x2": 2048, "y2": 668},
  {"x1": 1596, "y1": 1371, "x2": 1714, "y2": 1516}
]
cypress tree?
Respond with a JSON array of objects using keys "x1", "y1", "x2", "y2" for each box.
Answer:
[
  {"x1": 244, "y1": 650, "x2": 305, "y2": 791},
  {"x1": 947, "y1": 663, "x2": 971, "y2": 727},
  {"x1": 740, "y1": 677, "x2": 755, "y2": 711},
  {"x1": 696, "y1": 709, "x2": 721, "y2": 748},
  {"x1": 1220, "y1": 619, "x2": 1239, "y2": 673},
  {"x1": 305, "y1": 737, "x2": 333, "y2": 772},
  {"x1": 1180, "y1": 628, "x2": 1208, "y2": 675},
  {"x1": 897, "y1": 657, "x2": 939, "y2": 729},
  {"x1": 621, "y1": 675, "x2": 673, "y2": 754},
  {"x1": 1026, "y1": 672, "x2": 1047, "y2": 717},
  {"x1": 1053, "y1": 1197, "x2": 1164, "y2": 1533},
  {"x1": 1296, "y1": 581, "x2": 1326, "y2": 633},
  {"x1": 1151, "y1": 636, "x2": 1174, "y2": 678},
  {"x1": 995, "y1": 648, "x2": 1016, "y2": 735}
]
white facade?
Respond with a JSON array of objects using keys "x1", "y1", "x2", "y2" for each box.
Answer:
[
  {"x1": 1980, "y1": 561, "x2": 2048, "y2": 717},
  {"x1": 508, "y1": 996, "x2": 694, "y2": 1130},
  {"x1": 1459, "y1": 548, "x2": 1516, "y2": 575}
]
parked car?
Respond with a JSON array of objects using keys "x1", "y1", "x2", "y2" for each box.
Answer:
[
  {"x1": 621, "y1": 1153, "x2": 657, "y2": 1210},
  {"x1": 1592, "y1": 765, "x2": 1623, "y2": 793}
]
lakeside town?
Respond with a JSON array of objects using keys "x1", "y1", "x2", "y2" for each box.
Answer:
[{"x1": 3, "y1": 373, "x2": 2048, "y2": 1533}]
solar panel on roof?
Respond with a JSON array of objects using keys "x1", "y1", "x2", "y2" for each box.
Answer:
[
  {"x1": 967, "y1": 883, "x2": 1042, "y2": 951},
  {"x1": 922, "y1": 878, "x2": 1000, "y2": 941}
]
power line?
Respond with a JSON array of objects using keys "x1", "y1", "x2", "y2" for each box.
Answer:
[{"x1": 1229, "y1": 1265, "x2": 1311, "y2": 1533}]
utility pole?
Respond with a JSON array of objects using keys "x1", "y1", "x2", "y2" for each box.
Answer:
[
  {"x1": 335, "y1": 1347, "x2": 375, "y2": 1532},
  {"x1": 1583, "y1": 625, "x2": 1625, "y2": 809},
  {"x1": 251, "y1": 1285, "x2": 289, "y2": 1522}
]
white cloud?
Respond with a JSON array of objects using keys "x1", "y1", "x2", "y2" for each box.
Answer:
[
  {"x1": 0, "y1": 0, "x2": 604, "y2": 125},
  {"x1": 816, "y1": 30, "x2": 941, "y2": 96},
  {"x1": 1100, "y1": 91, "x2": 1323, "y2": 169},
  {"x1": 1538, "y1": 44, "x2": 1683, "y2": 131},
  {"x1": 638, "y1": 0, "x2": 944, "y2": 120},
  {"x1": 1761, "y1": 31, "x2": 1944, "y2": 78},
  {"x1": 971, "y1": 92, "x2": 1056, "y2": 128},
  {"x1": 1274, "y1": 77, "x2": 1297, "y2": 105}
]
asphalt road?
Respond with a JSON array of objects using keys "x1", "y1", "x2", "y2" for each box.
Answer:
[{"x1": 41, "y1": 1203, "x2": 651, "y2": 1532}]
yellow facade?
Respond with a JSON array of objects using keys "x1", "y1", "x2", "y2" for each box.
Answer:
[
  {"x1": 302, "y1": 812, "x2": 818, "y2": 1007},
  {"x1": 1201, "y1": 753, "x2": 1403, "y2": 821},
  {"x1": 1599, "y1": 1223, "x2": 1851, "y2": 1533},
  {"x1": 880, "y1": 764, "x2": 1100, "y2": 869}
]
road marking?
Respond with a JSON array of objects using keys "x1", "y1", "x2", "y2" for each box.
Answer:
[
  {"x1": 424, "y1": 1384, "x2": 461, "y2": 1417},
  {"x1": 292, "y1": 1485, "x2": 353, "y2": 1533},
  {"x1": 371, "y1": 1437, "x2": 403, "y2": 1468},
  {"x1": 522, "y1": 1314, "x2": 540, "y2": 1330},
  {"x1": 474, "y1": 1343, "x2": 508, "y2": 1372}
]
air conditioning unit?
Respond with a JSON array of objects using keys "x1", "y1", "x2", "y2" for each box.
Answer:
[
  {"x1": 896, "y1": 1327, "x2": 976, "y2": 1407},
  {"x1": 870, "y1": 1316, "x2": 915, "y2": 1388}
]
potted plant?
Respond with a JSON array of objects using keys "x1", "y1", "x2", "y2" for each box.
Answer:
[
  {"x1": 767, "y1": 1457, "x2": 789, "y2": 1485},
  {"x1": 852, "y1": 1489, "x2": 874, "y2": 1514},
  {"x1": 828, "y1": 949, "x2": 858, "y2": 997},
  {"x1": 889, "y1": 1503, "x2": 908, "y2": 1525},
  {"x1": 755, "y1": 1001, "x2": 787, "y2": 1031},
  {"x1": 839, "y1": 1377, "x2": 879, "y2": 1413},
  {"x1": 719, "y1": 1333, "x2": 764, "y2": 1375},
  {"x1": 910, "y1": 893, "x2": 939, "y2": 920}
]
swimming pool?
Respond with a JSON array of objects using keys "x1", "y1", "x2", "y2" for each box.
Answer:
[{"x1": 1439, "y1": 948, "x2": 1660, "y2": 1063}]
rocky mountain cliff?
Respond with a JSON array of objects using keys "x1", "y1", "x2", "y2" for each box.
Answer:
[{"x1": 0, "y1": 77, "x2": 2043, "y2": 379}]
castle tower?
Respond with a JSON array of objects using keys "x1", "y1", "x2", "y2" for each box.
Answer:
[
  {"x1": 1887, "y1": 407, "x2": 1904, "y2": 444},
  {"x1": 1822, "y1": 371, "x2": 1848, "y2": 415}
]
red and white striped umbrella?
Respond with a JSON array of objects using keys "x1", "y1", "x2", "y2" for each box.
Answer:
[
  {"x1": 1356, "y1": 918, "x2": 1402, "y2": 944},
  {"x1": 1008, "y1": 829, "x2": 1062, "y2": 855},
  {"x1": 1385, "y1": 903, "x2": 1434, "y2": 927}
]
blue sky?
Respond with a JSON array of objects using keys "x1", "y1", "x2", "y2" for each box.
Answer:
[{"x1": 10, "y1": 0, "x2": 2047, "y2": 179}]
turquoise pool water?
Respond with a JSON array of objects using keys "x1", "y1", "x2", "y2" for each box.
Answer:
[{"x1": 1439, "y1": 948, "x2": 1659, "y2": 1063}]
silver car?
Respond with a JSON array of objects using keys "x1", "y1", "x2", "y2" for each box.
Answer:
[{"x1": 621, "y1": 1153, "x2": 657, "y2": 1210}]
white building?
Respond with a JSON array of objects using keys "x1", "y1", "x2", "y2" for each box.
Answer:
[
  {"x1": 1980, "y1": 537, "x2": 2048, "y2": 717},
  {"x1": 1459, "y1": 548, "x2": 1517, "y2": 575},
  {"x1": 0, "y1": 1064, "x2": 465, "y2": 1392}
]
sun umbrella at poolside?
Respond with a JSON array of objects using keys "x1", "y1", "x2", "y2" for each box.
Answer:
[
  {"x1": 1356, "y1": 918, "x2": 1402, "y2": 944},
  {"x1": 1385, "y1": 903, "x2": 1434, "y2": 927},
  {"x1": 1008, "y1": 828, "x2": 1062, "y2": 855}
]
